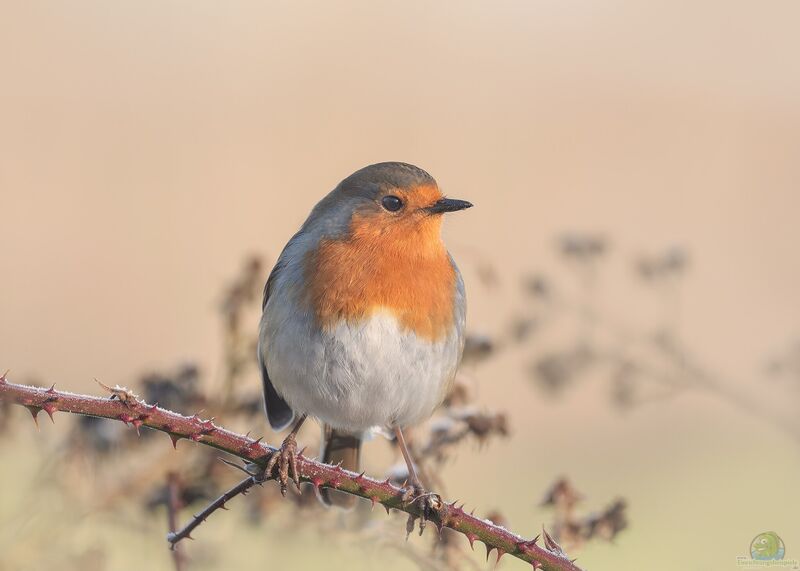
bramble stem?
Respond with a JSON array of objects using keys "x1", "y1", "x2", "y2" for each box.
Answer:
[{"x1": 0, "y1": 376, "x2": 581, "y2": 571}]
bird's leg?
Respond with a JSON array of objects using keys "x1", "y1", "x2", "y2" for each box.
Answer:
[
  {"x1": 395, "y1": 427, "x2": 442, "y2": 530},
  {"x1": 395, "y1": 426, "x2": 424, "y2": 490},
  {"x1": 265, "y1": 414, "x2": 307, "y2": 495}
]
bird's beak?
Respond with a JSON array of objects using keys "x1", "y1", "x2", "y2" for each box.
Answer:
[{"x1": 425, "y1": 198, "x2": 474, "y2": 215}]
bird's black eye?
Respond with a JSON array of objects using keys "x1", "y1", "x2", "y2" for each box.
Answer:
[{"x1": 381, "y1": 195, "x2": 404, "y2": 212}]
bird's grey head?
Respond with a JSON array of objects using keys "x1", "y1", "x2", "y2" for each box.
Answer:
[
  {"x1": 338, "y1": 162, "x2": 436, "y2": 198},
  {"x1": 300, "y1": 162, "x2": 471, "y2": 240}
]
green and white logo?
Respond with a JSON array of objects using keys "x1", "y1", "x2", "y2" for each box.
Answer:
[
  {"x1": 752, "y1": 532, "x2": 786, "y2": 561},
  {"x1": 737, "y1": 532, "x2": 798, "y2": 569}
]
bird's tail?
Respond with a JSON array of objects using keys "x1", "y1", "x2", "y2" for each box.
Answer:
[{"x1": 317, "y1": 424, "x2": 361, "y2": 509}]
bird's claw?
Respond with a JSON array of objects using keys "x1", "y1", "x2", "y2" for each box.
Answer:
[
  {"x1": 401, "y1": 482, "x2": 442, "y2": 536},
  {"x1": 265, "y1": 433, "x2": 302, "y2": 496}
]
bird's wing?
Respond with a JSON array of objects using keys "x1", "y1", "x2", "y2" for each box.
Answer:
[{"x1": 259, "y1": 257, "x2": 295, "y2": 431}]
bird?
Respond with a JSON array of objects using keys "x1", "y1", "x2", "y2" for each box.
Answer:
[{"x1": 258, "y1": 162, "x2": 471, "y2": 508}]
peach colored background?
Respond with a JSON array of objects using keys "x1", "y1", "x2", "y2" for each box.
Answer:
[{"x1": 1, "y1": 2, "x2": 798, "y2": 570}]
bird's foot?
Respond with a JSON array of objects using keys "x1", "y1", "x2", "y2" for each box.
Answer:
[
  {"x1": 265, "y1": 432, "x2": 302, "y2": 496},
  {"x1": 401, "y1": 481, "x2": 443, "y2": 536}
]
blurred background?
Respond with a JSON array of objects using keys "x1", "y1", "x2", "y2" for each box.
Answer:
[{"x1": 1, "y1": 1, "x2": 799, "y2": 570}]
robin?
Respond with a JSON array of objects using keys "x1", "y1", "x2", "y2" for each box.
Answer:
[{"x1": 258, "y1": 162, "x2": 471, "y2": 507}]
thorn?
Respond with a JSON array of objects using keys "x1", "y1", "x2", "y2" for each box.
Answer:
[
  {"x1": 519, "y1": 534, "x2": 540, "y2": 551},
  {"x1": 42, "y1": 402, "x2": 57, "y2": 423},
  {"x1": 25, "y1": 406, "x2": 41, "y2": 429},
  {"x1": 310, "y1": 477, "x2": 323, "y2": 490},
  {"x1": 531, "y1": 562, "x2": 543, "y2": 570},
  {"x1": 542, "y1": 525, "x2": 563, "y2": 554},
  {"x1": 485, "y1": 544, "x2": 494, "y2": 562},
  {"x1": 241, "y1": 438, "x2": 263, "y2": 454},
  {"x1": 132, "y1": 419, "x2": 143, "y2": 436},
  {"x1": 118, "y1": 413, "x2": 134, "y2": 425},
  {"x1": 369, "y1": 496, "x2": 378, "y2": 510},
  {"x1": 46, "y1": 383, "x2": 56, "y2": 394},
  {"x1": 242, "y1": 436, "x2": 264, "y2": 455},
  {"x1": 466, "y1": 533, "x2": 478, "y2": 550},
  {"x1": 219, "y1": 458, "x2": 254, "y2": 477},
  {"x1": 0, "y1": 369, "x2": 9, "y2": 383},
  {"x1": 383, "y1": 503, "x2": 391, "y2": 515},
  {"x1": 495, "y1": 548, "x2": 506, "y2": 564},
  {"x1": 169, "y1": 434, "x2": 182, "y2": 449}
]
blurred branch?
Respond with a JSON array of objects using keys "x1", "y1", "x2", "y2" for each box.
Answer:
[
  {"x1": 541, "y1": 478, "x2": 627, "y2": 551},
  {"x1": 168, "y1": 473, "x2": 261, "y2": 548},
  {"x1": 166, "y1": 472, "x2": 188, "y2": 571},
  {"x1": 0, "y1": 376, "x2": 582, "y2": 571},
  {"x1": 515, "y1": 238, "x2": 799, "y2": 442}
]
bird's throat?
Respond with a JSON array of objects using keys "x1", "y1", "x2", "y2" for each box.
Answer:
[{"x1": 304, "y1": 217, "x2": 457, "y2": 341}]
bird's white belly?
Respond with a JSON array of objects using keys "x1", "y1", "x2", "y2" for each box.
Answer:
[{"x1": 262, "y1": 307, "x2": 461, "y2": 433}]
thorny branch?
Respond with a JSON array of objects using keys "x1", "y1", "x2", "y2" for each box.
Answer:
[
  {"x1": 168, "y1": 473, "x2": 263, "y2": 548},
  {"x1": 0, "y1": 376, "x2": 582, "y2": 571}
]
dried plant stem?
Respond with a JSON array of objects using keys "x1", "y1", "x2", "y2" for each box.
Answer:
[
  {"x1": 168, "y1": 474, "x2": 262, "y2": 547},
  {"x1": 0, "y1": 377, "x2": 582, "y2": 571},
  {"x1": 166, "y1": 472, "x2": 188, "y2": 571}
]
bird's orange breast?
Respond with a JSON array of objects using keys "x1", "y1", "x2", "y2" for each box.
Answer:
[{"x1": 304, "y1": 211, "x2": 457, "y2": 341}]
